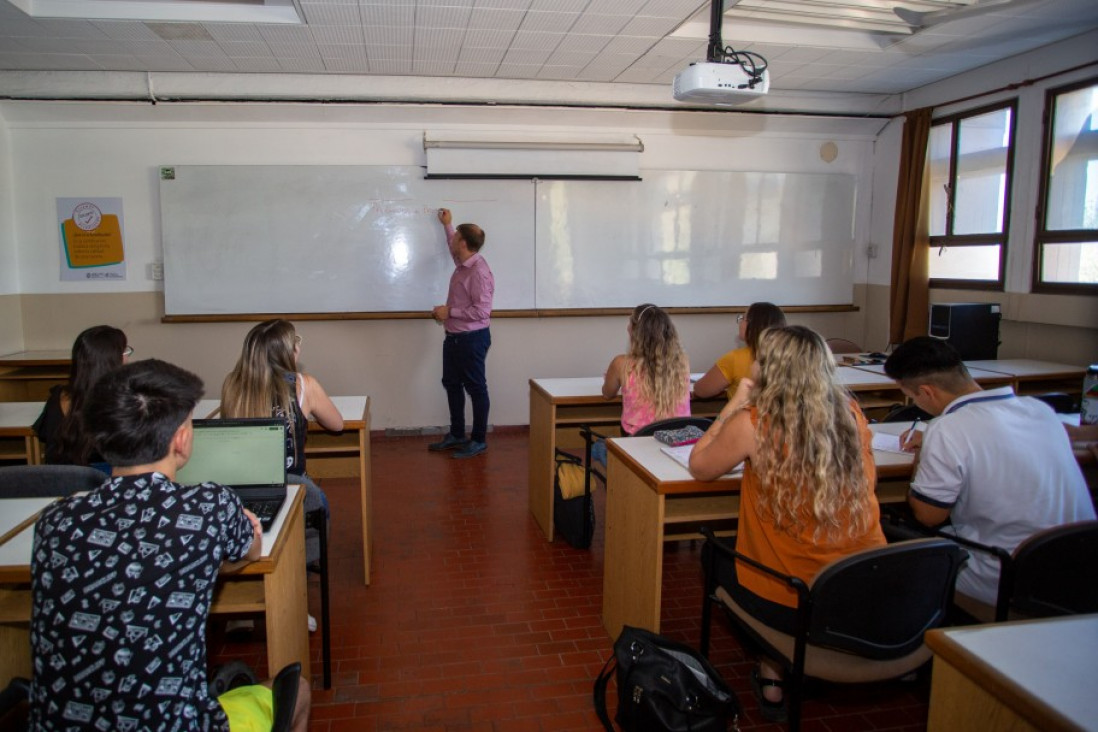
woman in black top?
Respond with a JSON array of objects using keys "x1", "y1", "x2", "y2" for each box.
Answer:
[{"x1": 33, "y1": 325, "x2": 131, "y2": 467}]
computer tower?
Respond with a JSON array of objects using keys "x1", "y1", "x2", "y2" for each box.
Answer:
[{"x1": 928, "y1": 303, "x2": 1001, "y2": 360}]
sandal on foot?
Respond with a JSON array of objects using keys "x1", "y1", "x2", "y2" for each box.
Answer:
[{"x1": 749, "y1": 668, "x2": 788, "y2": 723}]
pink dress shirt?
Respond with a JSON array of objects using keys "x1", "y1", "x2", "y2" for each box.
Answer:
[{"x1": 444, "y1": 223, "x2": 495, "y2": 333}]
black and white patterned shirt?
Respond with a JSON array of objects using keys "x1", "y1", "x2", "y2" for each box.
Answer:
[{"x1": 30, "y1": 472, "x2": 254, "y2": 731}]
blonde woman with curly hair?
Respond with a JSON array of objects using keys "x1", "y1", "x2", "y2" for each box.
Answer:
[
  {"x1": 689, "y1": 325, "x2": 884, "y2": 722},
  {"x1": 591, "y1": 304, "x2": 691, "y2": 465}
]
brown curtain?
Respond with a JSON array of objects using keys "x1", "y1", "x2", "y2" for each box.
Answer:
[{"x1": 888, "y1": 107, "x2": 933, "y2": 346}]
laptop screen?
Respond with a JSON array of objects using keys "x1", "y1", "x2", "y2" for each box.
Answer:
[{"x1": 176, "y1": 418, "x2": 287, "y2": 488}]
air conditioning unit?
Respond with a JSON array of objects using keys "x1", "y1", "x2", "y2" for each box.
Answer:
[{"x1": 673, "y1": 62, "x2": 770, "y2": 105}]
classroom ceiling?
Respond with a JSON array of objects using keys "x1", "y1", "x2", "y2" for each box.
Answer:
[{"x1": 0, "y1": 0, "x2": 1096, "y2": 107}]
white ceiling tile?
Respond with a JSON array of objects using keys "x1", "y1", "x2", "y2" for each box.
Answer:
[
  {"x1": 87, "y1": 54, "x2": 146, "y2": 71},
  {"x1": 467, "y1": 8, "x2": 525, "y2": 31},
  {"x1": 270, "y1": 43, "x2": 323, "y2": 59},
  {"x1": 258, "y1": 26, "x2": 316, "y2": 44},
  {"x1": 360, "y1": 4, "x2": 414, "y2": 25},
  {"x1": 463, "y1": 29, "x2": 515, "y2": 48},
  {"x1": 88, "y1": 22, "x2": 160, "y2": 41},
  {"x1": 555, "y1": 34, "x2": 613, "y2": 53},
  {"x1": 601, "y1": 35, "x2": 658, "y2": 55},
  {"x1": 416, "y1": 0, "x2": 474, "y2": 6},
  {"x1": 302, "y1": 4, "x2": 362, "y2": 26},
  {"x1": 495, "y1": 62, "x2": 541, "y2": 78},
  {"x1": 27, "y1": 20, "x2": 109, "y2": 39},
  {"x1": 520, "y1": 11, "x2": 580, "y2": 33},
  {"x1": 619, "y1": 16, "x2": 680, "y2": 36},
  {"x1": 530, "y1": 0, "x2": 585, "y2": 11},
  {"x1": 647, "y1": 37, "x2": 705, "y2": 55},
  {"x1": 0, "y1": 38, "x2": 31, "y2": 52},
  {"x1": 370, "y1": 58, "x2": 413, "y2": 74},
  {"x1": 778, "y1": 46, "x2": 832, "y2": 64},
  {"x1": 187, "y1": 56, "x2": 237, "y2": 71},
  {"x1": 134, "y1": 54, "x2": 194, "y2": 72},
  {"x1": 222, "y1": 55, "x2": 278, "y2": 72},
  {"x1": 509, "y1": 30, "x2": 563, "y2": 51},
  {"x1": 202, "y1": 25, "x2": 265, "y2": 43},
  {"x1": 458, "y1": 46, "x2": 506, "y2": 65},
  {"x1": 418, "y1": 6, "x2": 472, "y2": 29},
  {"x1": 412, "y1": 59, "x2": 456, "y2": 74},
  {"x1": 576, "y1": 65, "x2": 619, "y2": 82},
  {"x1": 503, "y1": 46, "x2": 551, "y2": 64},
  {"x1": 323, "y1": 57, "x2": 370, "y2": 72},
  {"x1": 571, "y1": 14, "x2": 630, "y2": 35},
  {"x1": 220, "y1": 42, "x2": 273, "y2": 58},
  {"x1": 3, "y1": 53, "x2": 99, "y2": 70},
  {"x1": 585, "y1": 0, "x2": 649, "y2": 14},
  {"x1": 277, "y1": 57, "x2": 326, "y2": 71},
  {"x1": 471, "y1": 0, "x2": 532, "y2": 9},
  {"x1": 615, "y1": 66, "x2": 660, "y2": 83},
  {"x1": 318, "y1": 44, "x2": 367, "y2": 60},
  {"x1": 363, "y1": 26, "x2": 413, "y2": 45},
  {"x1": 417, "y1": 28, "x2": 467, "y2": 48},
  {"x1": 168, "y1": 40, "x2": 229, "y2": 58},
  {"x1": 453, "y1": 61, "x2": 500, "y2": 76},
  {"x1": 638, "y1": 0, "x2": 703, "y2": 18},
  {"x1": 537, "y1": 65, "x2": 582, "y2": 79},
  {"x1": 309, "y1": 25, "x2": 364, "y2": 45},
  {"x1": 546, "y1": 50, "x2": 597, "y2": 66},
  {"x1": 368, "y1": 44, "x2": 412, "y2": 61}
]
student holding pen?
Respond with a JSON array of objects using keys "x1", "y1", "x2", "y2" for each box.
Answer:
[{"x1": 883, "y1": 337, "x2": 1094, "y2": 606}]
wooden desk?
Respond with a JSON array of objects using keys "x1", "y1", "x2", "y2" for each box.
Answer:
[
  {"x1": 197, "y1": 396, "x2": 373, "y2": 585},
  {"x1": 528, "y1": 377, "x2": 726, "y2": 542},
  {"x1": 0, "y1": 485, "x2": 310, "y2": 687},
  {"x1": 848, "y1": 362, "x2": 1015, "y2": 388},
  {"x1": 601, "y1": 429, "x2": 915, "y2": 638},
  {"x1": 0, "y1": 402, "x2": 44, "y2": 466},
  {"x1": 965, "y1": 359, "x2": 1087, "y2": 398},
  {"x1": 0, "y1": 351, "x2": 70, "y2": 402},
  {"x1": 926, "y1": 615, "x2": 1098, "y2": 732}
]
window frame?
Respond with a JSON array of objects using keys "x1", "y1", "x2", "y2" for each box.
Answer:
[
  {"x1": 927, "y1": 100, "x2": 1018, "y2": 291},
  {"x1": 1032, "y1": 75, "x2": 1098, "y2": 295}
]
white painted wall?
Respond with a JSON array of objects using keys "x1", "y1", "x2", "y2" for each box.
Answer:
[{"x1": 0, "y1": 106, "x2": 15, "y2": 296}]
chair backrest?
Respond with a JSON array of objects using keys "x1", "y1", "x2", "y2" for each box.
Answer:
[
  {"x1": 1029, "y1": 392, "x2": 1078, "y2": 414},
  {"x1": 1009, "y1": 520, "x2": 1098, "y2": 618},
  {"x1": 825, "y1": 338, "x2": 863, "y2": 355},
  {"x1": 879, "y1": 403, "x2": 933, "y2": 424},
  {"x1": 632, "y1": 416, "x2": 714, "y2": 437},
  {"x1": 0, "y1": 464, "x2": 108, "y2": 498},
  {"x1": 807, "y1": 538, "x2": 966, "y2": 660},
  {"x1": 270, "y1": 662, "x2": 302, "y2": 732}
]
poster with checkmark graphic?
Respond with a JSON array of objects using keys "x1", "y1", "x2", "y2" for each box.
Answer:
[{"x1": 57, "y1": 197, "x2": 127, "y2": 281}]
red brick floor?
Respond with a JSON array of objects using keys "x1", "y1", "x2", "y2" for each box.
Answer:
[{"x1": 209, "y1": 429, "x2": 930, "y2": 731}]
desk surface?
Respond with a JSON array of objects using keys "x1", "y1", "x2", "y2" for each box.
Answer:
[
  {"x1": 964, "y1": 359, "x2": 1086, "y2": 378},
  {"x1": 607, "y1": 423, "x2": 915, "y2": 491},
  {"x1": 850, "y1": 362, "x2": 1012, "y2": 384},
  {"x1": 195, "y1": 396, "x2": 368, "y2": 425},
  {"x1": 927, "y1": 615, "x2": 1098, "y2": 732},
  {"x1": 0, "y1": 350, "x2": 71, "y2": 367},
  {"x1": 0, "y1": 402, "x2": 43, "y2": 431}
]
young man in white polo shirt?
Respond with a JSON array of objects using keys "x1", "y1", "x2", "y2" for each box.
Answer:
[{"x1": 883, "y1": 337, "x2": 1094, "y2": 606}]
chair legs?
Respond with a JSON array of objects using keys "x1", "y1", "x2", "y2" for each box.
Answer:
[{"x1": 305, "y1": 507, "x2": 332, "y2": 690}]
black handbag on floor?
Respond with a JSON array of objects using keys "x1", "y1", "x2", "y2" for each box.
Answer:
[{"x1": 594, "y1": 625, "x2": 739, "y2": 731}]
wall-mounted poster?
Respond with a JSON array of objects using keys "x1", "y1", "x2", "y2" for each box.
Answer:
[{"x1": 57, "y1": 197, "x2": 127, "y2": 281}]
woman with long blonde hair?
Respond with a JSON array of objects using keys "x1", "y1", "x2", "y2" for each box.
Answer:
[
  {"x1": 602, "y1": 303, "x2": 691, "y2": 431},
  {"x1": 689, "y1": 325, "x2": 884, "y2": 721},
  {"x1": 222, "y1": 319, "x2": 342, "y2": 568}
]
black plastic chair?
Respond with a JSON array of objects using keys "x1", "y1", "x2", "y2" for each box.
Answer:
[
  {"x1": 303, "y1": 507, "x2": 332, "y2": 689},
  {"x1": 211, "y1": 660, "x2": 302, "y2": 732},
  {"x1": 632, "y1": 416, "x2": 714, "y2": 436},
  {"x1": 0, "y1": 464, "x2": 108, "y2": 497},
  {"x1": 699, "y1": 528, "x2": 966, "y2": 732},
  {"x1": 0, "y1": 677, "x2": 30, "y2": 731},
  {"x1": 1030, "y1": 392, "x2": 1078, "y2": 414},
  {"x1": 939, "y1": 520, "x2": 1098, "y2": 623}
]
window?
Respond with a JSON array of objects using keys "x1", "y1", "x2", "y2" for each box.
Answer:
[
  {"x1": 926, "y1": 102, "x2": 1016, "y2": 289},
  {"x1": 1034, "y1": 77, "x2": 1098, "y2": 293}
]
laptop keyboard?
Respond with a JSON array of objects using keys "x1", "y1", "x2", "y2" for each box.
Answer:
[{"x1": 242, "y1": 498, "x2": 284, "y2": 531}]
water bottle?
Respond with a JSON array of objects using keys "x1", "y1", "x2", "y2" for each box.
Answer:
[{"x1": 1083, "y1": 365, "x2": 1098, "y2": 425}]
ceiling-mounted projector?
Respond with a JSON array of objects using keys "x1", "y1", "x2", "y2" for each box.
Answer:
[{"x1": 673, "y1": 62, "x2": 770, "y2": 104}]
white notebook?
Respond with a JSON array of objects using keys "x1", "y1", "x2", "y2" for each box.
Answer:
[{"x1": 660, "y1": 444, "x2": 744, "y2": 477}]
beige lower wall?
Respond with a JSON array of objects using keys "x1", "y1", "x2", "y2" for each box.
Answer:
[{"x1": 12, "y1": 286, "x2": 1094, "y2": 429}]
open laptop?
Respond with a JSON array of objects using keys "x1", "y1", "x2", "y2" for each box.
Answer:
[{"x1": 176, "y1": 418, "x2": 288, "y2": 532}]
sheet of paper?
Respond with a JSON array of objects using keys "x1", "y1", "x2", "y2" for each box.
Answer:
[
  {"x1": 871, "y1": 431, "x2": 908, "y2": 454},
  {"x1": 660, "y1": 444, "x2": 743, "y2": 477}
]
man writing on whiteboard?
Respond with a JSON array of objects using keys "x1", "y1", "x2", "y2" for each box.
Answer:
[{"x1": 428, "y1": 208, "x2": 495, "y2": 459}]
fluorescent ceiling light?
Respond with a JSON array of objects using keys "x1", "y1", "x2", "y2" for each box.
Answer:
[{"x1": 5, "y1": 0, "x2": 302, "y2": 23}]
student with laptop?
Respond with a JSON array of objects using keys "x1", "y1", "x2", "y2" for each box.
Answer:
[
  {"x1": 29, "y1": 358, "x2": 311, "y2": 731},
  {"x1": 221, "y1": 319, "x2": 343, "y2": 566},
  {"x1": 883, "y1": 337, "x2": 1095, "y2": 607}
]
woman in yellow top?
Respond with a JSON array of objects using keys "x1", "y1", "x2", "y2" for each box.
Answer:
[
  {"x1": 689, "y1": 325, "x2": 884, "y2": 722},
  {"x1": 693, "y1": 302, "x2": 785, "y2": 400}
]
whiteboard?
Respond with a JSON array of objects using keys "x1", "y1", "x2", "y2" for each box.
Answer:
[
  {"x1": 161, "y1": 166, "x2": 536, "y2": 315},
  {"x1": 160, "y1": 166, "x2": 856, "y2": 316},
  {"x1": 535, "y1": 171, "x2": 856, "y2": 309}
]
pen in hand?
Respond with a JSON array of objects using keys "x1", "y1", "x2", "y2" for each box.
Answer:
[{"x1": 901, "y1": 418, "x2": 922, "y2": 452}]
